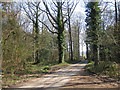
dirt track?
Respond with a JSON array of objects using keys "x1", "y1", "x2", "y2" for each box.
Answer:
[{"x1": 13, "y1": 61, "x2": 88, "y2": 89}]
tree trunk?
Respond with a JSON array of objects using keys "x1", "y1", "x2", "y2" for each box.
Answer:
[
  {"x1": 93, "y1": 44, "x2": 98, "y2": 66},
  {"x1": 57, "y1": 2, "x2": 65, "y2": 63},
  {"x1": 77, "y1": 25, "x2": 80, "y2": 60},
  {"x1": 67, "y1": 3, "x2": 73, "y2": 61},
  {"x1": 82, "y1": 43, "x2": 84, "y2": 59},
  {"x1": 34, "y1": 24, "x2": 39, "y2": 64},
  {"x1": 86, "y1": 43, "x2": 89, "y2": 60},
  {"x1": 68, "y1": 17, "x2": 73, "y2": 61},
  {"x1": 115, "y1": 0, "x2": 118, "y2": 28},
  {"x1": 58, "y1": 30, "x2": 65, "y2": 63},
  {"x1": 118, "y1": 2, "x2": 120, "y2": 63},
  {"x1": 32, "y1": 24, "x2": 36, "y2": 62},
  {"x1": 34, "y1": 15, "x2": 40, "y2": 64}
]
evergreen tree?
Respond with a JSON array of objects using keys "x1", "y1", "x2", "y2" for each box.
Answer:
[{"x1": 85, "y1": 2, "x2": 101, "y2": 66}]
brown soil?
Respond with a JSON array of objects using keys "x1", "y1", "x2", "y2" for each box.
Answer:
[
  {"x1": 61, "y1": 68, "x2": 120, "y2": 89},
  {"x1": 48, "y1": 64, "x2": 69, "y2": 74},
  {"x1": 2, "y1": 65, "x2": 69, "y2": 88}
]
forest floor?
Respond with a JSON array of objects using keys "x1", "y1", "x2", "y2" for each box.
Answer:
[{"x1": 3, "y1": 60, "x2": 120, "y2": 89}]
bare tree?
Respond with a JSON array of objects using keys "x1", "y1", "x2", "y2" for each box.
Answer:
[
  {"x1": 39, "y1": 0, "x2": 79, "y2": 63},
  {"x1": 67, "y1": 0, "x2": 75, "y2": 61},
  {"x1": 23, "y1": 2, "x2": 42, "y2": 64}
]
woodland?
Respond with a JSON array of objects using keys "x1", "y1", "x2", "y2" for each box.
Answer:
[{"x1": 0, "y1": 0, "x2": 120, "y2": 87}]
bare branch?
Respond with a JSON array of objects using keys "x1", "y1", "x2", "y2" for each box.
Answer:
[
  {"x1": 46, "y1": 13, "x2": 58, "y2": 30},
  {"x1": 64, "y1": 0, "x2": 79, "y2": 24},
  {"x1": 52, "y1": 0, "x2": 58, "y2": 8},
  {"x1": 42, "y1": 0, "x2": 57, "y2": 23},
  {"x1": 4, "y1": 21, "x2": 28, "y2": 44},
  {"x1": 38, "y1": 19, "x2": 58, "y2": 34}
]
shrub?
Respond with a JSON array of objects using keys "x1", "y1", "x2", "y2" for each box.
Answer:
[{"x1": 89, "y1": 61, "x2": 119, "y2": 78}]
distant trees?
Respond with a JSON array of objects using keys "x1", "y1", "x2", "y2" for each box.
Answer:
[
  {"x1": 67, "y1": 2, "x2": 73, "y2": 61},
  {"x1": 65, "y1": 12, "x2": 84, "y2": 61},
  {"x1": 72, "y1": 19, "x2": 81, "y2": 60}
]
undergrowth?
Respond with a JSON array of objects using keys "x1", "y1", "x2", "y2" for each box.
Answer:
[{"x1": 86, "y1": 61, "x2": 119, "y2": 79}]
